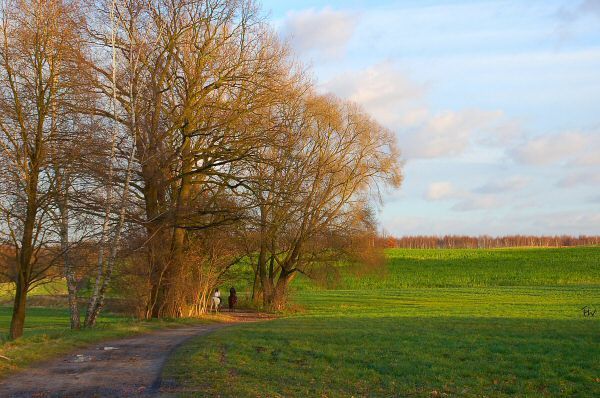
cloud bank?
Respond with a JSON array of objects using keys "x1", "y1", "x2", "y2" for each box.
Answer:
[{"x1": 281, "y1": 7, "x2": 359, "y2": 59}]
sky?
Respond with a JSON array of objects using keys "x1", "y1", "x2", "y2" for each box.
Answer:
[{"x1": 260, "y1": 0, "x2": 600, "y2": 236}]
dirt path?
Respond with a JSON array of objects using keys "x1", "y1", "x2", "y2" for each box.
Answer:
[{"x1": 0, "y1": 312, "x2": 272, "y2": 398}]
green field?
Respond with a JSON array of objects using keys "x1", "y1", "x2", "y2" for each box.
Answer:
[
  {"x1": 164, "y1": 247, "x2": 600, "y2": 397},
  {"x1": 0, "y1": 281, "x2": 68, "y2": 303}
]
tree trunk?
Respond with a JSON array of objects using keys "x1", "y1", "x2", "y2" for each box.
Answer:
[
  {"x1": 270, "y1": 270, "x2": 294, "y2": 311},
  {"x1": 85, "y1": 0, "x2": 119, "y2": 328},
  {"x1": 258, "y1": 245, "x2": 275, "y2": 308},
  {"x1": 147, "y1": 228, "x2": 171, "y2": 318},
  {"x1": 59, "y1": 178, "x2": 80, "y2": 330},
  {"x1": 251, "y1": 262, "x2": 260, "y2": 302},
  {"x1": 86, "y1": 139, "x2": 136, "y2": 327},
  {"x1": 9, "y1": 273, "x2": 29, "y2": 339},
  {"x1": 9, "y1": 164, "x2": 40, "y2": 339},
  {"x1": 66, "y1": 275, "x2": 80, "y2": 330},
  {"x1": 149, "y1": 133, "x2": 193, "y2": 319}
]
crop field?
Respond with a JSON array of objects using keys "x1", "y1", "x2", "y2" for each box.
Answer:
[
  {"x1": 164, "y1": 247, "x2": 600, "y2": 397},
  {"x1": 294, "y1": 247, "x2": 600, "y2": 290}
]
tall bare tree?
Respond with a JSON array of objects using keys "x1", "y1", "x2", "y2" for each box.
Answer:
[
  {"x1": 1, "y1": 0, "x2": 404, "y2": 332},
  {"x1": 243, "y1": 93, "x2": 402, "y2": 309},
  {"x1": 0, "y1": 0, "x2": 87, "y2": 338},
  {"x1": 81, "y1": 0, "x2": 297, "y2": 318}
]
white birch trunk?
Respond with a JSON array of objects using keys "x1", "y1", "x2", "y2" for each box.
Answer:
[{"x1": 85, "y1": 0, "x2": 120, "y2": 327}]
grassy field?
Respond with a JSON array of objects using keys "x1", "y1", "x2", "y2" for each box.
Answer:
[
  {"x1": 0, "y1": 281, "x2": 68, "y2": 303},
  {"x1": 164, "y1": 247, "x2": 600, "y2": 397},
  {"x1": 292, "y1": 247, "x2": 600, "y2": 290}
]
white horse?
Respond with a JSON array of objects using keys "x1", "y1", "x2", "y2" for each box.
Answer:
[{"x1": 210, "y1": 290, "x2": 221, "y2": 313}]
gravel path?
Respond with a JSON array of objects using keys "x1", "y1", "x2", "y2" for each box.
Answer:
[{"x1": 0, "y1": 312, "x2": 271, "y2": 397}]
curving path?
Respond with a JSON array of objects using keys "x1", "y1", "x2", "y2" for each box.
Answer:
[{"x1": 0, "y1": 312, "x2": 272, "y2": 397}]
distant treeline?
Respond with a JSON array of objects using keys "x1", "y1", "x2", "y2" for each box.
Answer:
[{"x1": 378, "y1": 235, "x2": 600, "y2": 249}]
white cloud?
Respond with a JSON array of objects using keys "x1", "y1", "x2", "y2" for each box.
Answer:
[
  {"x1": 531, "y1": 210, "x2": 600, "y2": 235},
  {"x1": 512, "y1": 131, "x2": 600, "y2": 166},
  {"x1": 476, "y1": 118, "x2": 524, "y2": 147},
  {"x1": 425, "y1": 181, "x2": 508, "y2": 213},
  {"x1": 281, "y1": 7, "x2": 359, "y2": 59},
  {"x1": 380, "y1": 214, "x2": 488, "y2": 236},
  {"x1": 557, "y1": 170, "x2": 600, "y2": 188},
  {"x1": 581, "y1": 0, "x2": 600, "y2": 17},
  {"x1": 323, "y1": 63, "x2": 521, "y2": 160},
  {"x1": 425, "y1": 182, "x2": 457, "y2": 201},
  {"x1": 558, "y1": 0, "x2": 600, "y2": 21},
  {"x1": 322, "y1": 62, "x2": 426, "y2": 127},
  {"x1": 574, "y1": 144, "x2": 600, "y2": 166},
  {"x1": 270, "y1": 1, "x2": 599, "y2": 236},
  {"x1": 382, "y1": 209, "x2": 600, "y2": 236},
  {"x1": 382, "y1": 188, "x2": 407, "y2": 204},
  {"x1": 401, "y1": 109, "x2": 509, "y2": 159},
  {"x1": 555, "y1": 2, "x2": 600, "y2": 46},
  {"x1": 452, "y1": 195, "x2": 501, "y2": 212},
  {"x1": 475, "y1": 176, "x2": 531, "y2": 194},
  {"x1": 590, "y1": 194, "x2": 600, "y2": 203}
]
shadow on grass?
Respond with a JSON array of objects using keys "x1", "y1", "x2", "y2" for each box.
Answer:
[{"x1": 164, "y1": 315, "x2": 600, "y2": 398}]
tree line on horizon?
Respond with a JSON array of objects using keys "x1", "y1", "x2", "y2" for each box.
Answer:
[
  {"x1": 378, "y1": 235, "x2": 600, "y2": 249},
  {"x1": 0, "y1": 0, "x2": 402, "y2": 339}
]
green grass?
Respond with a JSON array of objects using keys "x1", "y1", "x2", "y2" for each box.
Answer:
[
  {"x1": 0, "y1": 307, "x2": 211, "y2": 377},
  {"x1": 0, "y1": 280, "x2": 68, "y2": 302},
  {"x1": 164, "y1": 247, "x2": 600, "y2": 397},
  {"x1": 293, "y1": 247, "x2": 600, "y2": 291}
]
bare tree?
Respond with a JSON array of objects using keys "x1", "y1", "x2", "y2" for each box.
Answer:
[
  {"x1": 0, "y1": 0, "x2": 405, "y2": 331},
  {"x1": 243, "y1": 93, "x2": 402, "y2": 309},
  {"x1": 0, "y1": 0, "x2": 87, "y2": 338},
  {"x1": 385, "y1": 235, "x2": 600, "y2": 249},
  {"x1": 82, "y1": 0, "x2": 141, "y2": 328},
  {"x1": 80, "y1": 0, "x2": 298, "y2": 318}
]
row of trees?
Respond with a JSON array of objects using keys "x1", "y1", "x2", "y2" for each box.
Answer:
[
  {"x1": 0, "y1": 0, "x2": 402, "y2": 339},
  {"x1": 379, "y1": 235, "x2": 600, "y2": 249}
]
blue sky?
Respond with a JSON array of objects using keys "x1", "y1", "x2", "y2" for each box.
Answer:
[{"x1": 261, "y1": 0, "x2": 600, "y2": 236}]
